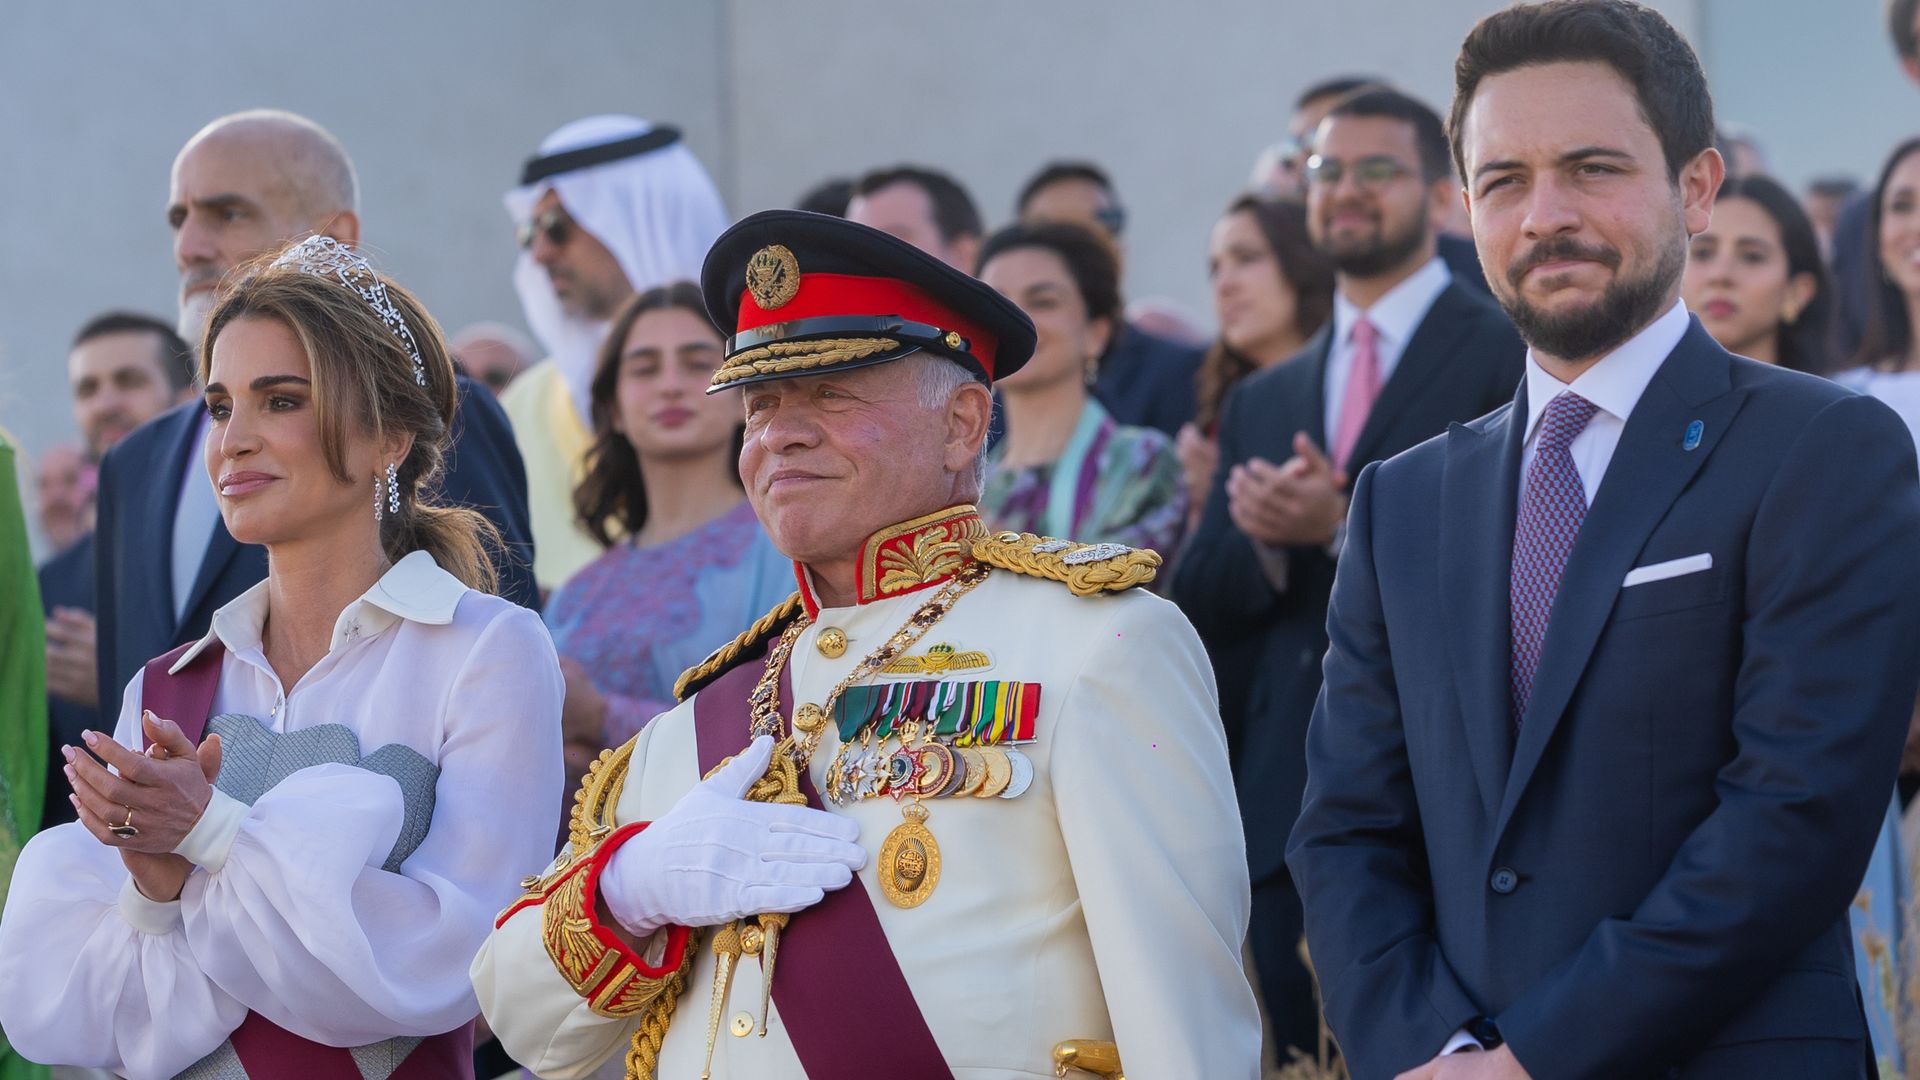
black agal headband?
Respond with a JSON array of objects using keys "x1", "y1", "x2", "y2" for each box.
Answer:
[{"x1": 519, "y1": 125, "x2": 682, "y2": 186}]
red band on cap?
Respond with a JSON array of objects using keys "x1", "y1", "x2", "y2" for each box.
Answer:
[{"x1": 737, "y1": 272, "x2": 998, "y2": 380}]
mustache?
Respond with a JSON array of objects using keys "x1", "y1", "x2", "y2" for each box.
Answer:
[
  {"x1": 179, "y1": 266, "x2": 224, "y2": 296},
  {"x1": 1507, "y1": 238, "x2": 1621, "y2": 288}
]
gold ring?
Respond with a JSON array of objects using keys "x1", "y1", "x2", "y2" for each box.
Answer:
[{"x1": 108, "y1": 806, "x2": 139, "y2": 840}]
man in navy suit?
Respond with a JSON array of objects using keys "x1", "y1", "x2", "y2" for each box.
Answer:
[
  {"x1": 93, "y1": 110, "x2": 535, "y2": 714},
  {"x1": 1287, "y1": 4, "x2": 1920, "y2": 1078},
  {"x1": 39, "y1": 312, "x2": 198, "y2": 828},
  {"x1": 1014, "y1": 160, "x2": 1204, "y2": 437},
  {"x1": 1173, "y1": 87, "x2": 1524, "y2": 1055}
]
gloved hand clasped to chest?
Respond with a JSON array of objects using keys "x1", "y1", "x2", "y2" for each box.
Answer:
[{"x1": 600, "y1": 734, "x2": 868, "y2": 937}]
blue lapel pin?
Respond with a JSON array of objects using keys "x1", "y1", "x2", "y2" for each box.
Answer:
[{"x1": 1682, "y1": 420, "x2": 1704, "y2": 451}]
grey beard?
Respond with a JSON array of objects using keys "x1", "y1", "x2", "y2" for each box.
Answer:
[{"x1": 177, "y1": 291, "x2": 215, "y2": 350}]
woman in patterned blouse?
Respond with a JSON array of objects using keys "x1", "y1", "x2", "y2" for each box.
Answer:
[
  {"x1": 975, "y1": 223, "x2": 1188, "y2": 563},
  {"x1": 545, "y1": 283, "x2": 791, "y2": 773}
]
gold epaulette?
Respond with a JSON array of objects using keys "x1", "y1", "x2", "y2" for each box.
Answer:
[
  {"x1": 672, "y1": 591, "x2": 806, "y2": 702},
  {"x1": 970, "y1": 531, "x2": 1161, "y2": 596}
]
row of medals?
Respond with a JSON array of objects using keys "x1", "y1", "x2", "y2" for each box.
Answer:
[{"x1": 823, "y1": 719, "x2": 1035, "y2": 806}]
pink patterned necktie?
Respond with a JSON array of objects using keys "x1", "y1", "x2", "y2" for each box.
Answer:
[
  {"x1": 1331, "y1": 317, "x2": 1382, "y2": 473},
  {"x1": 1509, "y1": 390, "x2": 1600, "y2": 723}
]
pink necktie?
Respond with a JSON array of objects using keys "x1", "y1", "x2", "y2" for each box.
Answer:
[{"x1": 1331, "y1": 317, "x2": 1381, "y2": 472}]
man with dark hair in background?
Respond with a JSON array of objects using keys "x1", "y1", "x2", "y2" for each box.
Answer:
[
  {"x1": 847, "y1": 164, "x2": 984, "y2": 272},
  {"x1": 1175, "y1": 85, "x2": 1523, "y2": 1059},
  {"x1": 1260, "y1": 79, "x2": 1492, "y2": 296},
  {"x1": 1255, "y1": 75, "x2": 1382, "y2": 200},
  {"x1": 39, "y1": 311, "x2": 197, "y2": 830},
  {"x1": 1289, "y1": 2, "x2": 1920, "y2": 1076},
  {"x1": 1015, "y1": 159, "x2": 1202, "y2": 437},
  {"x1": 795, "y1": 175, "x2": 854, "y2": 217}
]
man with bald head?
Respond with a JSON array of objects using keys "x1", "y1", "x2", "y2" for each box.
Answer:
[{"x1": 90, "y1": 108, "x2": 536, "y2": 713}]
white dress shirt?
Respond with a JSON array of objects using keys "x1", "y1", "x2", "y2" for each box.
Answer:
[
  {"x1": 1321, "y1": 256, "x2": 1453, "y2": 438},
  {"x1": 1519, "y1": 299, "x2": 1692, "y2": 505},
  {"x1": 0, "y1": 551, "x2": 564, "y2": 1080}
]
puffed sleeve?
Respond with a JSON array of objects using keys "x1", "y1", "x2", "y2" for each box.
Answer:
[
  {"x1": 471, "y1": 699, "x2": 687, "y2": 1079},
  {"x1": 1049, "y1": 593, "x2": 1262, "y2": 1079},
  {"x1": 179, "y1": 604, "x2": 565, "y2": 1045},
  {"x1": 0, "y1": 675, "x2": 248, "y2": 1080}
]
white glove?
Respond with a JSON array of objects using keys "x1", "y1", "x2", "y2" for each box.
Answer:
[{"x1": 601, "y1": 735, "x2": 867, "y2": 937}]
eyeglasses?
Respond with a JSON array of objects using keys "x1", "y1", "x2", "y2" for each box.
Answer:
[
  {"x1": 516, "y1": 207, "x2": 574, "y2": 250},
  {"x1": 1093, "y1": 205, "x2": 1127, "y2": 237},
  {"x1": 1304, "y1": 154, "x2": 1415, "y2": 191}
]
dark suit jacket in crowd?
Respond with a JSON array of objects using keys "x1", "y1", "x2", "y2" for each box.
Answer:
[
  {"x1": 1091, "y1": 322, "x2": 1202, "y2": 438},
  {"x1": 1171, "y1": 279, "x2": 1523, "y2": 885},
  {"x1": 93, "y1": 372, "x2": 537, "y2": 713},
  {"x1": 1828, "y1": 190, "x2": 1872, "y2": 366},
  {"x1": 1287, "y1": 322, "x2": 1920, "y2": 1079},
  {"x1": 36, "y1": 532, "x2": 96, "y2": 829},
  {"x1": 1438, "y1": 231, "x2": 1492, "y2": 295}
]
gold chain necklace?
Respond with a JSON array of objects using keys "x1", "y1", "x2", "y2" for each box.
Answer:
[
  {"x1": 700, "y1": 560, "x2": 989, "y2": 1076},
  {"x1": 749, "y1": 560, "x2": 990, "y2": 766}
]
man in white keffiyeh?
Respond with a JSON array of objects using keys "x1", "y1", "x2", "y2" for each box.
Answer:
[{"x1": 500, "y1": 115, "x2": 730, "y2": 590}]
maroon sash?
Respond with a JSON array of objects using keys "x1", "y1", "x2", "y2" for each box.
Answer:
[
  {"x1": 692, "y1": 649, "x2": 955, "y2": 1080},
  {"x1": 141, "y1": 641, "x2": 475, "y2": 1079}
]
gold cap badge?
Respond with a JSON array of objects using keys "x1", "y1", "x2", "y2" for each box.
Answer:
[{"x1": 745, "y1": 244, "x2": 801, "y2": 310}]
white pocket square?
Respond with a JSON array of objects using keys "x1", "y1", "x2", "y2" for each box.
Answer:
[{"x1": 1622, "y1": 553, "x2": 1712, "y2": 588}]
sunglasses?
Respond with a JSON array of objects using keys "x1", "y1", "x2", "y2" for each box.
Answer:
[
  {"x1": 516, "y1": 207, "x2": 574, "y2": 250},
  {"x1": 1304, "y1": 154, "x2": 1415, "y2": 190}
]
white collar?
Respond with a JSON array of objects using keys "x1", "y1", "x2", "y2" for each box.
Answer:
[
  {"x1": 1331, "y1": 257, "x2": 1452, "y2": 348},
  {"x1": 1523, "y1": 299, "x2": 1691, "y2": 443},
  {"x1": 170, "y1": 550, "x2": 469, "y2": 673}
]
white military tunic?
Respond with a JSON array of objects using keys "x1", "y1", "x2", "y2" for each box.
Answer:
[{"x1": 473, "y1": 539, "x2": 1261, "y2": 1079}]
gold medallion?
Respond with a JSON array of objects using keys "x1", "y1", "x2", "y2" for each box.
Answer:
[
  {"x1": 745, "y1": 244, "x2": 801, "y2": 309},
  {"x1": 816, "y1": 626, "x2": 848, "y2": 659},
  {"x1": 878, "y1": 802, "x2": 940, "y2": 908},
  {"x1": 792, "y1": 702, "x2": 828, "y2": 734},
  {"x1": 973, "y1": 746, "x2": 1011, "y2": 798},
  {"x1": 952, "y1": 746, "x2": 988, "y2": 797}
]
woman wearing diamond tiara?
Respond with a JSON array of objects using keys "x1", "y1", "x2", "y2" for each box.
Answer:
[{"x1": 0, "y1": 238, "x2": 563, "y2": 1080}]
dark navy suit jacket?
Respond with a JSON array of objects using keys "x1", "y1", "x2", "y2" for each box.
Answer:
[
  {"x1": 1091, "y1": 322, "x2": 1202, "y2": 438},
  {"x1": 36, "y1": 532, "x2": 96, "y2": 829},
  {"x1": 93, "y1": 373, "x2": 536, "y2": 712},
  {"x1": 1287, "y1": 322, "x2": 1920, "y2": 1079},
  {"x1": 1172, "y1": 280, "x2": 1523, "y2": 885}
]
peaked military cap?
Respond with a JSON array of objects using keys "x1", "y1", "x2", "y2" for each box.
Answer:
[{"x1": 700, "y1": 209, "x2": 1037, "y2": 393}]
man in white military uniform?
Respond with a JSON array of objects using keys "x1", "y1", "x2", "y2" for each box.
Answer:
[{"x1": 472, "y1": 209, "x2": 1261, "y2": 1080}]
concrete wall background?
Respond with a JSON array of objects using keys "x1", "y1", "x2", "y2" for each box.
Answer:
[{"x1": 1, "y1": 0, "x2": 1901, "y2": 525}]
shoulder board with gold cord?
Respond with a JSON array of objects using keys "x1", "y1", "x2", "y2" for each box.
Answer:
[
  {"x1": 671, "y1": 591, "x2": 806, "y2": 702},
  {"x1": 970, "y1": 531, "x2": 1161, "y2": 596}
]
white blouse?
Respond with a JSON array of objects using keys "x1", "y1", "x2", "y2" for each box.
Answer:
[{"x1": 0, "y1": 551, "x2": 564, "y2": 1079}]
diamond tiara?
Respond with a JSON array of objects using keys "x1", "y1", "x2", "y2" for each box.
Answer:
[{"x1": 269, "y1": 236, "x2": 428, "y2": 387}]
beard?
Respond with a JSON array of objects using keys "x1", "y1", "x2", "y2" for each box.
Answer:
[
  {"x1": 177, "y1": 290, "x2": 216, "y2": 349},
  {"x1": 1318, "y1": 206, "x2": 1428, "y2": 278},
  {"x1": 1496, "y1": 231, "x2": 1685, "y2": 364}
]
